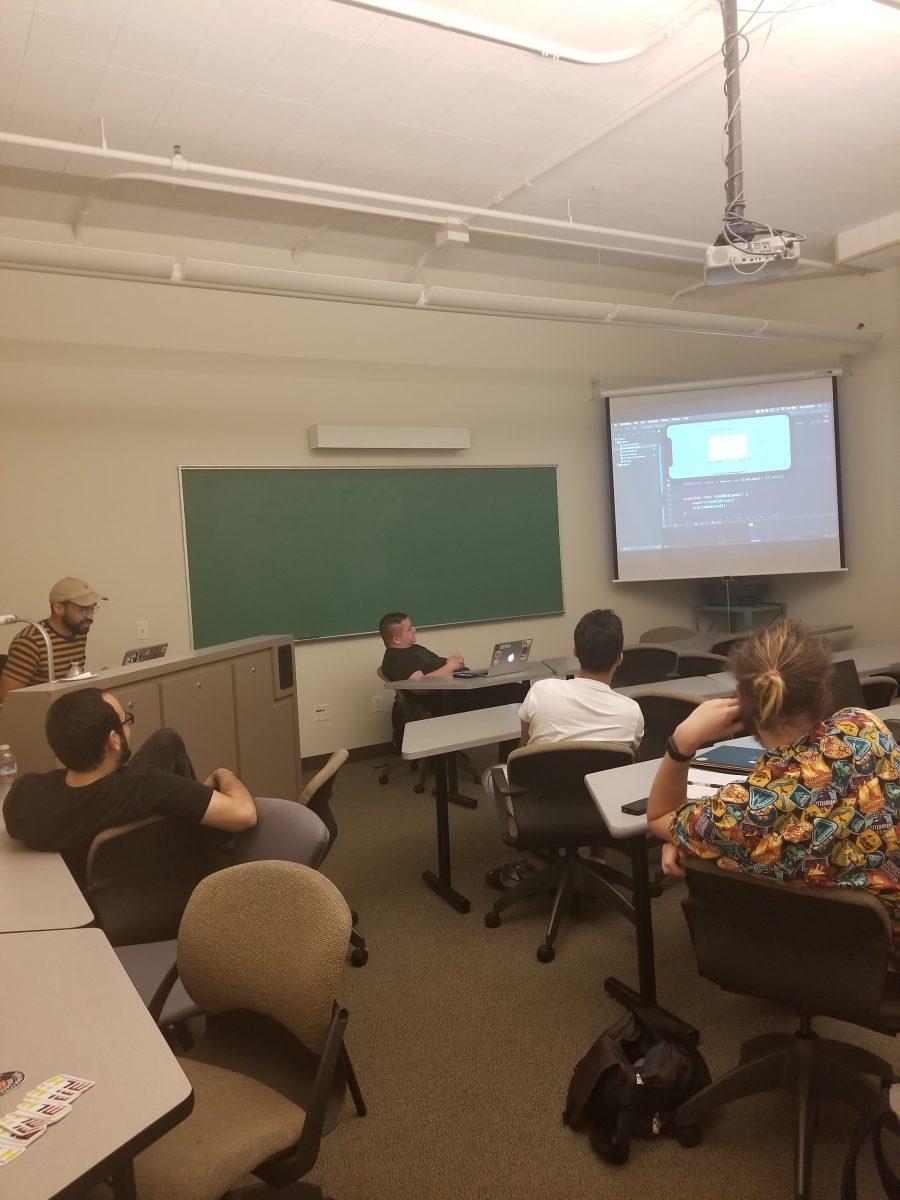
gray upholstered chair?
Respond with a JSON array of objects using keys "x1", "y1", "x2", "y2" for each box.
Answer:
[
  {"x1": 861, "y1": 674, "x2": 899, "y2": 709},
  {"x1": 297, "y1": 749, "x2": 368, "y2": 966},
  {"x1": 675, "y1": 651, "x2": 729, "y2": 677},
  {"x1": 639, "y1": 626, "x2": 698, "y2": 643},
  {"x1": 709, "y1": 634, "x2": 747, "y2": 656},
  {"x1": 135, "y1": 860, "x2": 365, "y2": 1200},
  {"x1": 676, "y1": 858, "x2": 900, "y2": 1199},
  {"x1": 485, "y1": 741, "x2": 637, "y2": 962},
  {"x1": 614, "y1": 644, "x2": 678, "y2": 687},
  {"x1": 87, "y1": 797, "x2": 333, "y2": 1029}
]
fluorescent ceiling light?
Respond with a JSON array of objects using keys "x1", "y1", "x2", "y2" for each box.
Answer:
[{"x1": 333, "y1": 0, "x2": 712, "y2": 65}]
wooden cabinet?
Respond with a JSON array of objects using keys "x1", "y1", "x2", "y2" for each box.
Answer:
[
  {"x1": 233, "y1": 650, "x2": 299, "y2": 799},
  {"x1": 106, "y1": 680, "x2": 162, "y2": 754},
  {"x1": 160, "y1": 662, "x2": 237, "y2": 781}
]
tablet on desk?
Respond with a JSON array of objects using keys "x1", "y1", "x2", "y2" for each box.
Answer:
[{"x1": 692, "y1": 744, "x2": 762, "y2": 772}]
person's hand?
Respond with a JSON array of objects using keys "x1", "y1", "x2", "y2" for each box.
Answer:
[
  {"x1": 447, "y1": 652, "x2": 465, "y2": 670},
  {"x1": 673, "y1": 697, "x2": 743, "y2": 757},
  {"x1": 661, "y1": 842, "x2": 688, "y2": 878}
]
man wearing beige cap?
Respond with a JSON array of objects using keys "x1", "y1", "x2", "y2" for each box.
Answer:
[{"x1": 0, "y1": 578, "x2": 107, "y2": 704}]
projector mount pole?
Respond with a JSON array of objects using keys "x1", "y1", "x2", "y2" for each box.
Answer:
[{"x1": 720, "y1": 0, "x2": 745, "y2": 222}]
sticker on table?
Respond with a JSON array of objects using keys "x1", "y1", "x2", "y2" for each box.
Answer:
[
  {"x1": 0, "y1": 1143, "x2": 26, "y2": 1165},
  {"x1": 0, "y1": 1074, "x2": 24, "y2": 1101}
]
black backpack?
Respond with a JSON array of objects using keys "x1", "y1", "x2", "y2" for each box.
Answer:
[{"x1": 564, "y1": 1004, "x2": 710, "y2": 1164}]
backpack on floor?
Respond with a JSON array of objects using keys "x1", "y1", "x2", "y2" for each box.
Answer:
[
  {"x1": 564, "y1": 1004, "x2": 710, "y2": 1164},
  {"x1": 841, "y1": 1083, "x2": 900, "y2": 1200}
]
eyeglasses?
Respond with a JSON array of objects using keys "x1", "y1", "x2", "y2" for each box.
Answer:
[
  {"x1": 120, "y1": 712, "x2": 135, "y2": 728},
  {"x1": 67, "y1": 602, "x2": 97, "y2": 615}
]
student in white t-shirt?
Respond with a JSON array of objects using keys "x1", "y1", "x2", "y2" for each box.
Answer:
[
  {"x1": 482, "y1": 608, "x2": 643, "y2": 799},
  {"x1": 483, "y1": 609, "x2": 643, "y2": 889}
]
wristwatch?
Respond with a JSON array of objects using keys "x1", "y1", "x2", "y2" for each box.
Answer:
[{"x1": 665, "y1": 734, "x2": 693, "y2": 763}]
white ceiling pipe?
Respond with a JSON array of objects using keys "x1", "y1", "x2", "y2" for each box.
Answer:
[
  {"x1": 0, "y1": 248, "x2": 878, "y2": 349},
  {"x1": 0, "y1": 131, "x2": 719, "y2": 258},
  {"x1": 333, "y1": 0, "x2": 713, "y2": 65}
]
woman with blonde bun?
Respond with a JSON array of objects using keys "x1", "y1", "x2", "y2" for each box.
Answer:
[{"x1": 647, "y1": 621, "x2": 900, "y2": 936}]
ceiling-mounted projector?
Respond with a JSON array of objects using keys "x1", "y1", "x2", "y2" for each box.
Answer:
[{"x1": 705, "y1": 226, "x2": 802, "y2": 284}]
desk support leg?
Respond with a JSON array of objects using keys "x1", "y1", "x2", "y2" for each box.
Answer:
[
  {"x1": 604, "y1": 834, "x2": 657, "y2": 1008},
  {"x1": 447, "y1": 753, "x2": 478, "y2": 810},
  {"x1": 422, "y1": 753, "x2": 471, "y2": 913},
  {"x1": 111, "y1": 1162, "x2": 137, "y2": 1200}
]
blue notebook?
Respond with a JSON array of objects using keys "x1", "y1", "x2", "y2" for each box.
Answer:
[{"x1": 692, "y1": 743, "x2": 762, "y2": 772}]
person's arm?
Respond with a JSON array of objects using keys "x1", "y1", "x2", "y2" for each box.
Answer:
[
  {"x1": 200, "y1": 767, "x2": 257, "y2": 832},
  {"x1": 423, "y1": 653, "x2": 464, "y2": 678},
  {"x1": 520, "y1": 720, "x2": 530, "y2": 746},
  {"x1": 0, "y1": 671, "x2": 26, "y2": 706},
  {"x1": 646, "y1": 698, "x2": 743, "y2": 843}
]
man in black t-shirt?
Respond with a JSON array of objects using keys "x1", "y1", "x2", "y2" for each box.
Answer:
[
  {"x1": 378, "y1": 612, "x2": 465, "y2": 682},
  {"x1": 3, "y1": 688, "x2": 257, "y2": 888}
]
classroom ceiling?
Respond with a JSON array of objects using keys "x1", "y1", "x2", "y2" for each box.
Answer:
[{"x1": 0, "y1": 0, "x2": 898, "y2": 293}]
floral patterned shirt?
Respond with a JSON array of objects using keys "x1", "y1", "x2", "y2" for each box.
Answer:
[{"x1": 669, "y1": 708, "x2": 900, "y2": 935}]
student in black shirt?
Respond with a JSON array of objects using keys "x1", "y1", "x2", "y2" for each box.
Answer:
[
  {"x1": 379, "y1": 612, "x2": 466, "y2": 682},
  {"x1": 3, "y1": 687, "x2": 257, "y2": 887}
]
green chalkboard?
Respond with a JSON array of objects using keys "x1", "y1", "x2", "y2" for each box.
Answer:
[{"x1": 180, "y1": 467, "x2": 563, "y2": 643}]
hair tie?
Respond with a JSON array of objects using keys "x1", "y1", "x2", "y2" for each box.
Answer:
[{"x1": 767, "y1": 669, "x2": 781, "y2": 680}]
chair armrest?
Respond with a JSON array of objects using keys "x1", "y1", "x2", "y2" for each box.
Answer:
[
  {"x1": 491, "y1": 767, "x2": 528, "y2": 798},
  {"x1": 147, "y1": 961, "x2": 180, "y2": 1024}
]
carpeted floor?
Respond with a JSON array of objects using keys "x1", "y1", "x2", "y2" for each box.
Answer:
[{"x1": 308, "y1": 752, "x2": 899, "y2": 1200}]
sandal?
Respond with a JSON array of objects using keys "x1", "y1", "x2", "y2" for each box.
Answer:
[{"x1": 485, "y1": 859, "x2": 537, "y2": 892}]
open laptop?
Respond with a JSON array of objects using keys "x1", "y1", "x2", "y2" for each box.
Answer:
[
  {"x1": 455, "y1": 639, "x2": 533, "y2": 678},
  {"x1": 122, "y1": 642, "x2": 168, "y2": 666},
  {"x1": 828, "y1": 657, "x2": 866, "y2": 710}
]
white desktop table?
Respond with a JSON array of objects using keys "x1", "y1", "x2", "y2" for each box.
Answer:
[
  {"x1": 1, "y1": 928, "x2": 192, "y2": 1200},
  {"x1": 0, "y1": 827, "x2": 93, "y2": 933},
  {"x1": 707, "y1": 643, "x2": 900, "y2": 692},
  {"x1": 541, "y1": 659, "x2": 733, "y2": 700},
  {"x1": 383, "y1": 663, "x2": 552, "y2": 693},
  {"x1": 402, "y1": 704, "x2": 521, "y2": 912}
]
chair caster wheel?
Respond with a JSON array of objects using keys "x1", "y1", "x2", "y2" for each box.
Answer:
[
  {"x1": 378, "y1": 775, "x2": 388, "y2": 785},
  {"x1": 536, "y1": 943, "x2": 555, "y2": 963},
  {"x1": 350, "y1": 948, "x2": 368, "y2": 967},
  {"x1": 484, "y1": 912, "x2": 501, "y2": 929},
  {"x1": 413, "y1": 783, "x2": 425, "y2": 794},
  {"x1": 674, "y1": 1124, "x2": 702, "y2": 1148}
]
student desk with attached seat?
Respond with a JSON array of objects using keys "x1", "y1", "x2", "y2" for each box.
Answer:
[
  {"x1": 1, "y1": 928, "x2": 192, "y2": 1200},
  {"x1": 0, "y1": 826, "x2": 93, "y2": 933},
  {"x1": 401, "y1": 703, "x2": 521, "y2": 912}
]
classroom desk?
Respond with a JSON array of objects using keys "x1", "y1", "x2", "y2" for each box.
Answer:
[
  {"x1": 875, "y1": 703, "x2": 900, "y2": 723},
  {"x1": 540, "y1": 661, "x2": 732, "y2": 700},
  {"x1": 0, "y1": 827, "x2": 93, "y2": 933},
  {"x1": 672, "y1": 622, "x2": 853, "y2": 655},
  {"x1": 402, "y1": 704, "x2": 521, "y2": 912},
  {"x1": 584, "y1": 758, "x2": 662, "y2": 1007},
  {"x1": 707, "y1": 643, "x2": 900, "y2": 692},
  {"x1": 1, "y1": 928, "x2": 192, "y2": 1200},
  {"x1": 383, "y1": 662, "x2": 552, "y2": 693}
]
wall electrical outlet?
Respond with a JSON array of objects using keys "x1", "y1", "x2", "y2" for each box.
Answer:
[
  {"x1": 136, "y1": 620, "x2": 149, "y2": 641},
  {"x1": 313, "y1": 703, "x2": 330, "y2": 723},
  {"x1": 372, "y1": 694, "x2": 385, "y2": 713}
]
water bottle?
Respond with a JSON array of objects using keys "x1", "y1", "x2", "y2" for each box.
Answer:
[{"x1": 0, "y1": 745, "x2": 16, "y2": 805}]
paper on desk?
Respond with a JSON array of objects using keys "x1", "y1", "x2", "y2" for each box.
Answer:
[{"x1": 685, "y1": 768, "x2": 738, "y2": 799}]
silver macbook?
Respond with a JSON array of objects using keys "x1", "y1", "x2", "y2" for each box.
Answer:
[
  {"x1": 487, "y1": 638, "x2": 533, "y2": 676},
  {"x1": 122, "y1": 642, "x2": 168, "y2": 666}
]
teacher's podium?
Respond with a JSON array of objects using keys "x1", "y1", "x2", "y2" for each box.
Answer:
[{"x1": 0, "y1": 636, "x2": 302, "y2": 801}]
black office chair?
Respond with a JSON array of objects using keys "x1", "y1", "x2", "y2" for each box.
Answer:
[
  {"x1": 375, "y1": 668, "x2": 429, "y2": 792},
  {"x1": 862, "y1": 675, "x2": 899, "y2": 709},
  {"x1": 675, "y1": 652, "x2": 729, "y2": 678},
  {"x1": 484, "y1": 741, "x2": 636, "y2": 962},
  {"x1": 710, "y1": 634, "x2": 746, "y2": 656},
  {"x1": 614, "y1": 644, "x2": 678, "y2": 687},
  {"x1": 634, "y1": 691, "x2": 702, "y2": 763},
  {"x1": 676, "y1": 859, "x2": 900, "y2": 1199}
]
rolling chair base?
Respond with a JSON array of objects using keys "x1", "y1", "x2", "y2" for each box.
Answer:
[
  {"x1": 484, "y1": 849, "x2": 636, "y2": 963},
  {"x1": 677, "y1": 1024, "x2": 896, "y2": 1200}
]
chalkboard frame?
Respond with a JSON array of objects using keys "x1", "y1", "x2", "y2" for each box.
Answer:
[{"x1": 178, "y1": 465, "x2": 565, "y2": 644}]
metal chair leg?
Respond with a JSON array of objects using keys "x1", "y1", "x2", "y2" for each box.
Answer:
[{"x1": 342, "y1": 1045, "x2": 367, "y2": 1117}]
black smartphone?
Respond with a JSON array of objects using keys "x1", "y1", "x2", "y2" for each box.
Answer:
[{"x1": 621, "y1": 797, "x2": 649, "y2": 816}]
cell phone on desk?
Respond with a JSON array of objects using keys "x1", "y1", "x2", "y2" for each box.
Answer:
[{"x1": 621, "y1": 797, "x2": 648, "y2": 816}]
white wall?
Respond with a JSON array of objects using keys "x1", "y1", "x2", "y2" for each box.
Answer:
[{"x1": 1, "y1": 266, "x2": 896, "y2": 756}]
